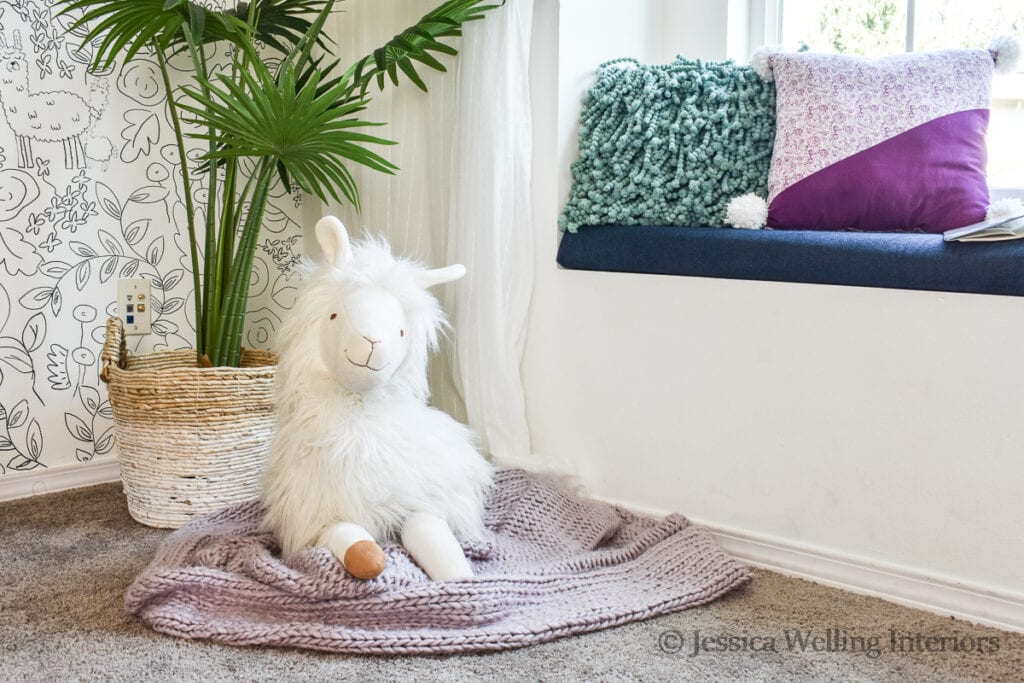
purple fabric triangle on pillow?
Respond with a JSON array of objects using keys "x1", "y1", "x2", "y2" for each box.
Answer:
[{"x1": 768, "y1": 109, "x2": 990, "y2": 232}]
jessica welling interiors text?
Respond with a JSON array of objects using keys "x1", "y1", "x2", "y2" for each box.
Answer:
[{"x1": 657, "y1": 628, "x2": 1002, "y2": 658}]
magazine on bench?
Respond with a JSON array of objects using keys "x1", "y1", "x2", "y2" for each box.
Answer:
[{"x1": 943, "y1": 211, "x2": 1024, "y2": 242}]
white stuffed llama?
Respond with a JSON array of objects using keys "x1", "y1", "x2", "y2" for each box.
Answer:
[{"x1": 261, "y1": 216, "x2": 493, "y2": 581}]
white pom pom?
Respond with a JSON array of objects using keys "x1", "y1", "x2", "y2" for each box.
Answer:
[
  {"x1": 725, "y1": 194, "x2": 768, "y2": 230},
  {"x1": 989, "y1": 35, "x2": 1021, "y2": 76},
  {"x1": 750, "y1": 46, "x2": 782, "y2": 82},
  {"x1": 987, "y1": 197, "x2": 1024, "y2": 221}
]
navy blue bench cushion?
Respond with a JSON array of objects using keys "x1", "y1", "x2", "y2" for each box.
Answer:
[{"x1": 556, "y1": 225, "x2": 1024, "y2": 297}]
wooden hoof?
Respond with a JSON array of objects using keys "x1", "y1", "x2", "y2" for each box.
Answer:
[{"x1": 343, "y1": 539, "x2": 386, "y2": 579}]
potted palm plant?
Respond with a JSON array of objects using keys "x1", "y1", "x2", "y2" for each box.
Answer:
[{"x1": 57, "y1": 0, "x2": 497, "y2": 527}]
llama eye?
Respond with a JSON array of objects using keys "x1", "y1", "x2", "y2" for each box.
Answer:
[
  {"x1": 330, "y1": 313, "x2": 337, "y2": 320},
  {"x1": 400, "y1": 329, "x2": 404, "y2": 337}
]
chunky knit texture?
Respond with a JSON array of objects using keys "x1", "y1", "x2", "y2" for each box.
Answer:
[
  {"x1": 125, "y1": 469, "x2": 752, "y2": 654},
  {"x1": 560, "y1": 57, "x2": 776, "y2": 232}
]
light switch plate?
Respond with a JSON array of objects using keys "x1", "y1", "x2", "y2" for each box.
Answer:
[{"x1": 118, "y1": 278, "x2": 152, "y2": 335}]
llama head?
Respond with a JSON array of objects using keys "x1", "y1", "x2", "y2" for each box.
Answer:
[
  {"x1": 0, "y1": 32, "x2": 26, "y2": 85},
  {"x1": 277, "y1": 216, "x2": 464, "y2": 400}
]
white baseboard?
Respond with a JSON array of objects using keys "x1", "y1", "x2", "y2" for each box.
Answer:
[
  {"x1": 0, "y1": 458, "x2": 121, "y2": 502},
  {"x1": 598, "y1": 496, "x2": 1024, "y2": 634}
]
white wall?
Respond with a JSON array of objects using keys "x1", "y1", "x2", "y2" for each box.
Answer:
[{"x1": 525, "y1": 0, "x2": 1024, "y2": 609}]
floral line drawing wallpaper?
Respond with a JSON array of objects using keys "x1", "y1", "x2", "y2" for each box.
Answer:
[{"x1": 0, "y1": 0, "x2": 303, "y2": 477}]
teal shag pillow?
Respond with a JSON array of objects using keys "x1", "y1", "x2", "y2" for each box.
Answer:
[{"x1": 560, "y1": 57, "x2": 776, "y2": 233}]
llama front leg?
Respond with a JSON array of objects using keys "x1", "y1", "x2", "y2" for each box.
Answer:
[
  {"x1": 318, "y1": 521, "x2": 386, "y2": 580},
  {"x1": 63, "y1": 136, "x2": 85, "y2": 169},
  {"x1": 401, "y1": 512, "x2": 473, "y2": 581}
]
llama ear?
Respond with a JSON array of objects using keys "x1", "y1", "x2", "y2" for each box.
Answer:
[
  {"x1": 315, "y1": 215, "x2": 352, "y2": 269},
  {"x1": 414, "y1": 264, "x2": 466, "y2": 289},
  {"x1": 0, "y1": 35, "x2": 7, "y2": 49},
  {"x1": 12, "y1": 31, "x2": 21, "y2": 50}
]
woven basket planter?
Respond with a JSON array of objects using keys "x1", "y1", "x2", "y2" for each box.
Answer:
[{"x1": 100, "y1": 317, "x2": 277, "y2": 528}]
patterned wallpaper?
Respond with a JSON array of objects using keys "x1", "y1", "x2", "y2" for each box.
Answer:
[{"x1": 0, "y1": 1, "x2": 303, "y2": 478}]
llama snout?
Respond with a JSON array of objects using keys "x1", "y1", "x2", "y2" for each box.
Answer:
[
  {"x1": 344, "y1": 336, "x2": 388, "y2": 372},
  {"x1": 330, "y1": 330, "x2": 403, "y2": 393}
]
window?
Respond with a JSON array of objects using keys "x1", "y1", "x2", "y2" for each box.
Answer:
[{"x1": 774, "y1": 0, "x2": 1024, "y2": 194}]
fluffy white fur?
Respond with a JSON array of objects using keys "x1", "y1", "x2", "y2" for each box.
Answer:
[
  {"x1": 750, "y1": 45, "x2": 782, "y2": 82},
  {"x1": 989, "y1": 35, "x2": 1021, "y2": 76},
  {"x1": 725, "y1": 193, "x2": 769, "y2": 229},
  {"x1": 261, "y1": 217, "x2": 493, "y2": 565}
]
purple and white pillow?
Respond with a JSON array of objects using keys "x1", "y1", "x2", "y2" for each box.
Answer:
[{"x1": 725, "y1": 38, "x2": 1020, "y2": 233}]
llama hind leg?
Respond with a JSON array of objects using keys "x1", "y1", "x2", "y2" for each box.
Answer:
[
  {"x1": 17, "y1": 136, "x2": 33, "y2": 168},
  {"x1": 318, "y1": 522, "x2": 386, "y2": 580},
  {"x1": 401, "y1": 512, "x2": 473, "y2": 581}
]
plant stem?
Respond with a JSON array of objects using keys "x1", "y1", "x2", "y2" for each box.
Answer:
[
  {"x1": 181, "y1": 34, "x2": 221, "y2": 358},
  {"x1": 155, "y1": 48, "x2": 203, "y2": 359},
  {"x1": 226, "y1": 165, "x2": 259, "y2": 290},
  {"x1": 211, "y1": 159, "x2": 274, "y2": 366},
  {"x1": 208, "y1": 156, "x2": 237, "y2": 353},
  {"x1": 226, "y1": 168, "x2": 275, "y2": 366},
  {"x1": 207, "y1": 15, "x2": 258, "y2": 362}
]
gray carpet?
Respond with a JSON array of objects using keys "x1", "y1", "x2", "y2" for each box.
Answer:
[{"x1": 1, "y1": 483, "x2": 1021, "y2": 682}]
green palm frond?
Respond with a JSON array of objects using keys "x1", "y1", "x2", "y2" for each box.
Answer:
[
  {"x1": 57, "y1": 0, "x2": 189, "y2": 70},
  {"x1": 345, "y1": 0, "x2": 501, "y2": 97},
  {"x1": 204, "y1": 0, "x2": 331, "y2": 55},
  {"x1": 177, "y1": 59, "x2": 397, "y2": 210},
  {"x1": 57, "y1": 0, "x2": 327, "y2": 71}
]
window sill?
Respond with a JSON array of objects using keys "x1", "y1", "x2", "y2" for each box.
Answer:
[{"x1": 556, "y1": 225, "x2": 1024, "y2": 297}]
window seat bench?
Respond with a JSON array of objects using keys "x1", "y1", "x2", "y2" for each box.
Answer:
[{"x1": 556, "y1": 225, "x2": 1024, "y2": 297}]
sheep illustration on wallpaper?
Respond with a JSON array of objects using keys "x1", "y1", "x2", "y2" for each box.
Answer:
[
  {"x1": 0, "y1": 0, "x2": 304, "y2": 477},
  {"x1": 0, "y1": 31, "x2": 109, "y2": 169}
]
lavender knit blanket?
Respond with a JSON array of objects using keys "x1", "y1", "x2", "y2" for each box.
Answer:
[{"x1": 125, "y1": 469, "x2": 752, "y2": 654}]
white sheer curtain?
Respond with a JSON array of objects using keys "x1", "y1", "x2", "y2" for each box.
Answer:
[{"x1": 323, "y1": 0, "x2": 534, "y2": 464}]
